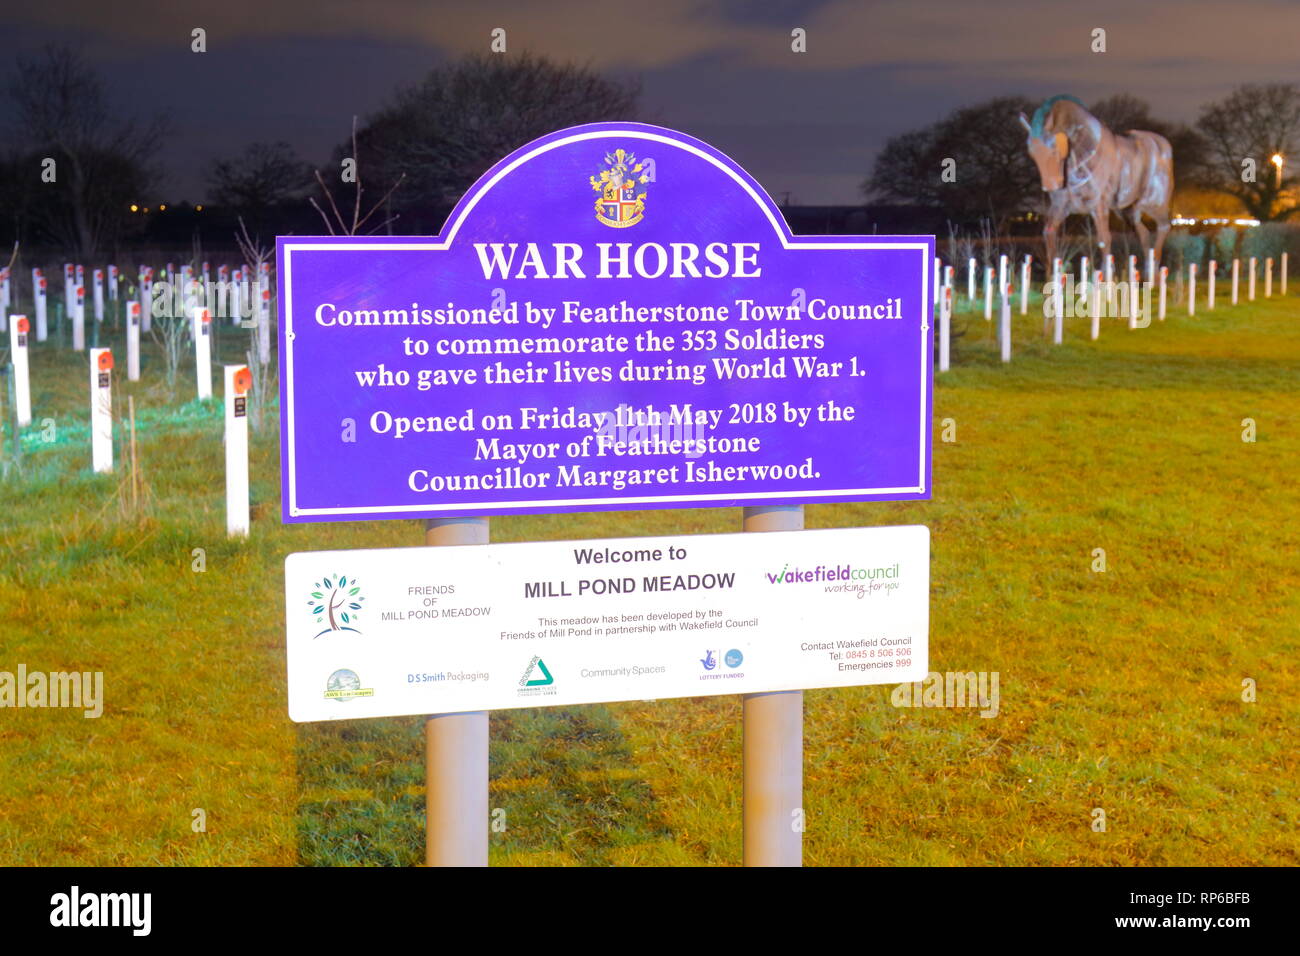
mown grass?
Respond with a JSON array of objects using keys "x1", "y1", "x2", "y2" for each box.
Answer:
[{"x1": 0, "y1": 295, "x2": 1296, "y2": 866}]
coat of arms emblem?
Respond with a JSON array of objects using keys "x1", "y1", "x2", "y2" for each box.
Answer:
[{"x1": 590, "y1": 148, "x2": 648, "y2": 228}]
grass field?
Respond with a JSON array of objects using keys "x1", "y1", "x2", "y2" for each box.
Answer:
[{"x1": 0, "y1": 295, "x2": 1296, "y2": 866}]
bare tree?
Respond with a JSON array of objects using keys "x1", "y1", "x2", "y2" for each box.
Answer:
[
  {"x1": 209, "y1": 141, "x2": 312, "y2": 209},
  {"x1": 866, "y1": 96, "x2": 1040, "y2": 222},
  {"x1": 340, "y1": 53, "x2": 640, "y2": 228},
  {"x1": 234, "y1": 217, "x2": 277, "y2": 431},
  {"x1": 149, "y1": 310, "x2": 188, "y2": 399},
  {"x1": 7, "y1": 44, "x2": 165, "y2": 258},
  {"x1": 310, "y1": 117, "x2": 404, "y2": 237},
  {"x1": 1197, "y1": 83, "x2": 1300, "y2": 221}
]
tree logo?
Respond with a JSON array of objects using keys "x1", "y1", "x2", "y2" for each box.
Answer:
[
  {"x1": 590, "y1": 148, "x2": 648, "y2": 228},
  {"x1": 308, "y1": 574, "x2": 365, "y2": 638}
]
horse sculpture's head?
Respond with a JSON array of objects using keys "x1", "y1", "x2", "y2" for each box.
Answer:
[{"x1": 1019, "y1": 96, "x2": 1084, "y2": 193}]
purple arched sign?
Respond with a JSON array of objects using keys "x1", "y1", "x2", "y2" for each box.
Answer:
[{"x1": 278, "y1": 123, "x2": 933, "y2": 522}]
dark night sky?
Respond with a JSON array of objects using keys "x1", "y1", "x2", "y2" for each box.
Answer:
[{"x1": 4, "y1": 0, "x2": 1300, "y2": 206}]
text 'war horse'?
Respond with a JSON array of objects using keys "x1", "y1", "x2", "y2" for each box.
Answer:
[{"x1": 1020, "y1": 95, "x2": 1174, "y2": 267}]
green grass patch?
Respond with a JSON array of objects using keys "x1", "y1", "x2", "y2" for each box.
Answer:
[{"x1": 0, "y1": 300, "x2": 1296, "y2": 865}]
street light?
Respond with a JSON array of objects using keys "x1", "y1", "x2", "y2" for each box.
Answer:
[{"x1": 1272, "y1": 153, "x2": 1284, "y2": 188}]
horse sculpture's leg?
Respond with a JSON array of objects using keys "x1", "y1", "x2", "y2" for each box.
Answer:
[
  {"x1": 1043, "y1": 204, "x2": 1066, "y2": 266},
  {"x1": 1150, "y1": 209, "x2": 1171, "y2": 265},
  {"x1": 1092, "y1": 206, "x2": 1112, "y2": 256},
  {"x1": 1130, "y1": 208, "x2": 1151, "y2": 264}
]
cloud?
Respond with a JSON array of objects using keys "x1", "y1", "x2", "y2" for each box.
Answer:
[{"x1": 8, "y1": 0, "x2": 1300, "y2": 203}]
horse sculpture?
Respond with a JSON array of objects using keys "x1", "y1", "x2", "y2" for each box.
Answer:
[{"x1": 1019, "y1": 95, "x2": 1174, "y2": 267}]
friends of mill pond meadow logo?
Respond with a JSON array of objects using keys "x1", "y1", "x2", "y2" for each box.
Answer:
[
  {"x1": 590, "y1": 148, "x2": 649, "y2": 228},
  {"x1": 307, "y1": 574, "x2": 366, "y2": 638}
]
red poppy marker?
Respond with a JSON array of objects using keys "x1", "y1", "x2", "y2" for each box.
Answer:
[
  {"x1": 90, "y1": 348, "x2": 113, "y2": 473},
  {"x1": 225, "y1": 365, "x2": 251, "y2": 537},
  {"x1": 10, "y1": 314, "x2": 31, "y2": 426}
]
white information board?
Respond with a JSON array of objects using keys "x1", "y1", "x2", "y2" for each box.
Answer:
[{"x1": 285, "y1": 525, "x2": 929, "y2": 722}]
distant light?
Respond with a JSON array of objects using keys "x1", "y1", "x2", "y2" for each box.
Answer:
[
  {"x1": 142, "y1": 207, "x2": 149, "y2": 213},
  {"x1": 129, "y1": 204, "x2": 138, "y2": 212},
  {"x1": 1234, "y1": 218, "x2": 1261, "y2": 227},
  {"x1": 159, "y1": 203, "x2": 167, "y2": 211},
  {"x1": 195, "y1": 204, "x2": 203, "y2": 211},
  {"x1": 1272, "y1": 154, "x2": 1284, "y2": 168}
]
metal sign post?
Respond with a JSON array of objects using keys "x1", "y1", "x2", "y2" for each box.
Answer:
[
  {"x1": 424, "y1": 516, "x2": 490, "y2": 868},
  {"x1": 742, "y1": 504, "x2": 803, "y2": 867}
]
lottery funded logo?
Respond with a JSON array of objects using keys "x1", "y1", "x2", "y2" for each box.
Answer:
[
  {"x1": 590, "y1": 148, "x2": 648, "y2": 228},
  {"x1": 699, "y1": 649, "x2": 745, "y2": 681}
]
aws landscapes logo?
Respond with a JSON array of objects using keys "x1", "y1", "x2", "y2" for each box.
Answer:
[
  {"x1": 306, "y1": 573, "x2": 366, "y2": 638},
  {"x1": 324, "y1": 669, "x2": 373, "y2": 703}
]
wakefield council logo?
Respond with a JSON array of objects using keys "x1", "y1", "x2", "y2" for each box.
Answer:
[
  {"x1": 307, "y1": 574, "x2": 366, "y2": 638},
  {"x1": 590, "y1": 148, "x2": 648, "y2": 228}
]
